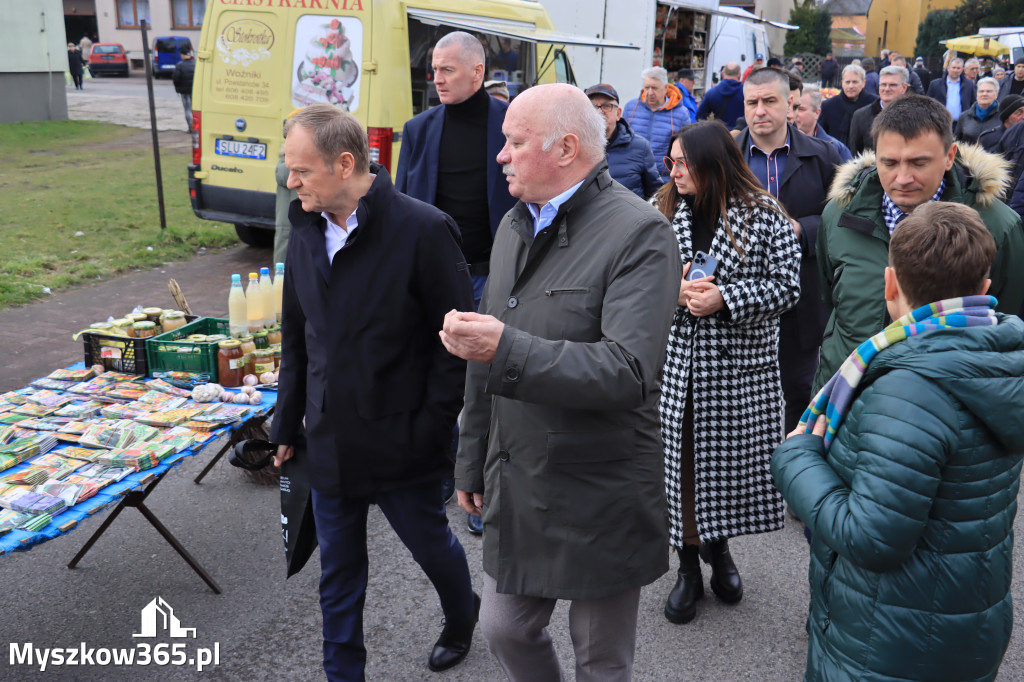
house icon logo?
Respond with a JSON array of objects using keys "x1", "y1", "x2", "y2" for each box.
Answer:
[{"x1": 133, "y1": 597, "x2": 197, "y2": 638}]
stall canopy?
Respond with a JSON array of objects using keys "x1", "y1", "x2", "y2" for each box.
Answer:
[
  {"x1": 405, "y1": 7, "x2": 640, "y2": 49},
  {"x1": 659, "y1": 2, "x2": 799, "y2": 31},
  {"x1": 940, "y1": 34, "x2": 1010, "y2": 57}
]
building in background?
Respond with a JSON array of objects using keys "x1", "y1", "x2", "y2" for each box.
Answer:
[
  {"x1": 825, "y1": 0, "x2": 868, "y2": 57},
  {"x1": 864, "y1": 0, "x2": 958, "y2": 59},
  {"x1": 85, "y1": 0, "x2": 205, "y2": 71},
  {"x1": 0, "y1": 0, "x2": 69, "y2": 123}
]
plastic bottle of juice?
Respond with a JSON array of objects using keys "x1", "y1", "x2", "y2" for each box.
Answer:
[
  {"x1": 273, "y1": 262, "x2": 284, "y2": 323},
  {"x1": 259, "y1": 267, "x2": 275, "y2": 328},
  {"x1": 228, "y1": 274, "x2": 247, "y2": 338},
  {"x1": 246, "y1": 272, "x2": 264, "y2": 333}
]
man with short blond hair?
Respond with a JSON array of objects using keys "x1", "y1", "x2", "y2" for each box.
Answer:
[{"x1": 444, "y1": 83, "x2": 681, "y2": 681}]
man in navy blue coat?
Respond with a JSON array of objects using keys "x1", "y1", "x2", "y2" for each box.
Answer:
[
  {"x1": 395, "y1": 30, "x2": 516, "y2": 535},
  {"x1": 271, "y1": 104, "x2": 478, "y2": 680},
  {"x1": 926, "y1": 58, "x2": 976, "y2": 120},
  {"x1": 736, "y1": 68, "x2": 841, "y2": 432}
]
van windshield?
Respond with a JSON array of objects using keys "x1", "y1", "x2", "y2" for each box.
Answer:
[{"x1": 408, "y1": 19, "x2": 532, "y2": 114}]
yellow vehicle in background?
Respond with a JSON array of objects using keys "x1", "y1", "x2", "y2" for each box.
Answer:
[{"x1": 188, "y1": 0, "x2": 627, "y2": 246}]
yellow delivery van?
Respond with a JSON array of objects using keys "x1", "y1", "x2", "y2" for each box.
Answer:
[{"x1": 188, "y1": 0, "x2": 628, "y2": 246}]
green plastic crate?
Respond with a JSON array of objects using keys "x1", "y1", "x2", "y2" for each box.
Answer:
[{"x1": 145, "y1": 317, "x2": 230, "y2": 381}]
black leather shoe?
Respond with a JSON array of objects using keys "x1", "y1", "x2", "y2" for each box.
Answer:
[
  {"x1": 466, "y1": 513, "x2": 483, "y2": 535},
  {"x1": 664, "y1": 545, "x2": 703, "y2": 624},
  {"x1": 700, "y1": 538, "x2": 743, "y2": 604},
  {"x1": 428, "y1": 593, "x2": 481, "y2": 672}
]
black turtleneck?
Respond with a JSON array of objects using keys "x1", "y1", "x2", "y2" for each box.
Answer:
[
  {"x1": 682, "y1": 195, "x2": 716, "y2": 258},
  {"x1": 436, "y1": 86, "x2": 492, "y2": 264}
]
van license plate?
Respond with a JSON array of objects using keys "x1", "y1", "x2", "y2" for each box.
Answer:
[{"x1": 215, "y1": 139, "x2": 267, "y2": 160}]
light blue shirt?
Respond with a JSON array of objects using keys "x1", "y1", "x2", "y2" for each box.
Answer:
[
  {"x1": 527, "y1": 180, "x2": 585, "y2": 236},
  {"x1": 945, "y1": 78, "x2": 962, "y2": 119}
]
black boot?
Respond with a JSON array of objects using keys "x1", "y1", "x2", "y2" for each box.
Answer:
[
  {"x1": 664, "y1": 544, "x2": 704, "y2": 624},
  {"x1": 428, "y1": 592, "x2": 480, "y2": 672},
  {"x1": 699, "y1": 538, "x2": 743, "y2": 604}
]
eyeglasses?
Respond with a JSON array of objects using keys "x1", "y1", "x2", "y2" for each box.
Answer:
[
  {"x1": 593, "y1": 102, "x2": 618, "y2": 112},
  {"x1": 663, "y1": 156, "x2": 688, "y2": 173}
]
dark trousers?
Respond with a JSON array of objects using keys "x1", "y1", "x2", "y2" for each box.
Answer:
[
  {"x1": 311, "y1": 480, "x2": 475, "y2": 682},
  {"x1": 778, "y1": 312, "x2": 820, "y2": 434}
]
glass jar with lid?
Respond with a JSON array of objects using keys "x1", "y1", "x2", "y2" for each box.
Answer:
[
  {"x1": 267, "y1": 325, "x2": 282, "y2": 346},
  {"x1": 239, "y1": 335, "x2": 256, "y2": 376},
  {"x1": 112, "y1": 318, "x2": 134, "y2": 337},
  {"x1": 133, "y1": 321, "x2": 158, "y2": 338},
  {"x1": 142, "y1": 307, "x2": 164, "y2": 323},
  {"x1": 162, "y1": 311, "x2": 188, "y2": 332},
  {"x1": 253, "y1": 349, "x2": 276, "y2": 375},
  {"x1": 217, "y1": 339, "x2": 246, "y2": 387},
  {"x1": 253, "y1": 330, "x2": 270, "y2": 350}
]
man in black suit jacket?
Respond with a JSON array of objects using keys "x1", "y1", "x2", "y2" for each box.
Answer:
[
  {"x1": 270, "y1": 104, "x2": 477, "y2": 680},
  {"x1": 737, "y1": 67, "x2": 841, "y2": 431}
]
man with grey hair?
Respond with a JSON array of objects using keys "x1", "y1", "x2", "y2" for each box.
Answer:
[
  {"x1": 397, "y1": 30, "x2": 517, "y2": 535},
  {"x1": 443, "y1": 83, "x2": 681, "y2": 681},
  {"x1": 819, "y1": 63, "x2": 877, "y2": 148},
  {"x1": 964, "y1": 57, "x2": 981, "y2": 83},
  {"x1": 624, "y1": 65, "x2": 691, "y2": 182},
  {"x1": 848, "y1": 65, "x2": 909, "y2": 154},
  {"x1": 927, "y1": 57, "x2": 976, "y2": 119},
  {"x1": 795, "y1": 85, "x2": 853, "y2": 161},
  {"x1": 273, "y1": 103, "x2": 478, "y2": 679}
]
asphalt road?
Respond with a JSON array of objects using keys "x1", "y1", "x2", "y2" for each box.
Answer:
[{"x1": 0, "y1": 77, "x2": 1021, "y2": 682}]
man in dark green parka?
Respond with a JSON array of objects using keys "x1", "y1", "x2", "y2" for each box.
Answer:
[
  {"x1": 813, "y1": 94, "x2": 1024, "y2": 394},
  {"x1": 774, "y1": 202, "x2": 1024, "y2": 681}
]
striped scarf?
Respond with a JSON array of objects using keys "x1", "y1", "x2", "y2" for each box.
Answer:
[{"x1": 799, "y1": 295, "x2": 998, "y2": 450}]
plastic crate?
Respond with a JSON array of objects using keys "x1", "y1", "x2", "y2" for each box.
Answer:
[
  {"x1": 145, "y1": 317, "x2": 230, "y2": 381},
  {"x1": 83, "y1": 333, "x2": 149, "y2": 375}
]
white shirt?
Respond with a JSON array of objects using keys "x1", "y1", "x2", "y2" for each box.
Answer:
[
  {"x1": 323, "y1": 209, "x2": 359, "y2": 263},
  {"x1": 527, "y1": 180, "x2": 585, "y2": 236}
]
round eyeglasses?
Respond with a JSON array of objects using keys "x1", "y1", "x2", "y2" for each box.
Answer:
[
  {"x1": 593, "y1": 102, "x2": 618, "y2": 112},
  {"x1": 663, "y1": 156, "x2": 688, "y2": 173}
]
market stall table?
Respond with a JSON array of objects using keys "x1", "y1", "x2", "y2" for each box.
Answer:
[{"x1": 0, "y1": 368, "x2": 277, "y2": 594}]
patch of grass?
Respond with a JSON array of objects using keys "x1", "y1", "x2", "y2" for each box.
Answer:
[{"x1": 0, "y1": 120, "x2": 239, "y2": 308}]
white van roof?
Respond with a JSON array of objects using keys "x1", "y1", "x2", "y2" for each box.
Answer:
[{"x1": 406, "y1": 7, "x2": 640, "y2": 48}]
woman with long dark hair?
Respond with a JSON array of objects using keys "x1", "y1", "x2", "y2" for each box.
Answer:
[{"x1": 655, "y1": 120, "x2": 800, "y2": 624}]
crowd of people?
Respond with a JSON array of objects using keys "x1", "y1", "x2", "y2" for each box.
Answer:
[{"x1": 269, "y1": 31, "x2": 1024, "y2": 682}]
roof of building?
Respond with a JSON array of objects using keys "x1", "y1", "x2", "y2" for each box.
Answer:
[{"x1": 824, "y1": 0, "x2": 871, "y2": 15}]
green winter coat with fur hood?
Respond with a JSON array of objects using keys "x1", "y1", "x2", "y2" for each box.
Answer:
[{"x1": 813, "y1": 143, "x2": 1024, "y2": 394}]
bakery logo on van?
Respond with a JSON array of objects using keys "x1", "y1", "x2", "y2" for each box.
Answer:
[{"x1": 220, "y1": 19, "x2": 274, "y2": 50}]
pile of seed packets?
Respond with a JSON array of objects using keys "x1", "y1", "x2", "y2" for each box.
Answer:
[{"x1": 0, "y1": 365, "x2": 268, "y2": 537}]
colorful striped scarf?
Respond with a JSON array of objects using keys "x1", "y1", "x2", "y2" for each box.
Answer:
[{"x1": 799, "y1": 295, "x2": 998, "y2": 450}]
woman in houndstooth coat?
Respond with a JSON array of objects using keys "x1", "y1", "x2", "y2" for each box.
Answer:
[{"x1": 654, "y1": 121, "x2": 801, "y2": 625}]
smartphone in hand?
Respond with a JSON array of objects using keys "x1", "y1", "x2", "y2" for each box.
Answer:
[{"x1": 685, "y1": 251, "x2": 719, "y2": 281}]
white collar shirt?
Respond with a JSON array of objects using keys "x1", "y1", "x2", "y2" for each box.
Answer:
[
  {"x1": 323, "y1": 209, "x2": 359, "y2": 263},
  {"x1": 527, "y1": 180, "x2": 585, "y2": 237}
]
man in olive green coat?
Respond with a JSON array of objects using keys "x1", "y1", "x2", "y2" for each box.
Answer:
[
  {"x1": 441, "y1": 83, "x2": 681, "y2": 681},
  {"x1": 814, "y1": 94, "x2": 1024, "y2": 394}
]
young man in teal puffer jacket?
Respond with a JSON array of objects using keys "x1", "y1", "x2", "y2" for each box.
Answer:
[{"x1": 772, "y1": 201, "x2": 1024, "y2": 682}]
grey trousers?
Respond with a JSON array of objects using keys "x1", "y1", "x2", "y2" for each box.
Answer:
[{"x1": 479, "y1": 573, "x2": 641, "y2": 682}]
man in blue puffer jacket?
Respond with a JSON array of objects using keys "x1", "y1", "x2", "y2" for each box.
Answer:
[
  {"x1": 772, "y1": 201, "x2": 1024, "y2": 682},
  {"x1": 586, "y1": 83, "x2": 662, "y2": 199},
  {"x1": 623, "y1": 66, "x2": 691, "y2": 183}
]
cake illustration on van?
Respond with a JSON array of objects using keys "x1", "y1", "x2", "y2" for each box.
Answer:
[{"x1": 293, "y1": 17, "x2": 360, "y2": 109}]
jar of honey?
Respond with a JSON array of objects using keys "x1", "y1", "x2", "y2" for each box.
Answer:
[
  {"x1": 271, "y1": 343, "x2": 282, "y2": 371},
  {"x1": 239, "y1": 335, "x2": 256, "y2": 376},
  {"x1": 267, "y1": 325, "x2": 282, "y2": 346},
  {"x1": 217, "y1": 339, "x2": 245, "y2": 387},
  {"x1": 111, "y1": 318, "x2": 134, "y2": 337},
  {"x1": 133, "y1": 321, "x2": 157, "y2": 338},
  {"x1": 162, "y1": 311, "x2": 188, "y2": 332}
]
